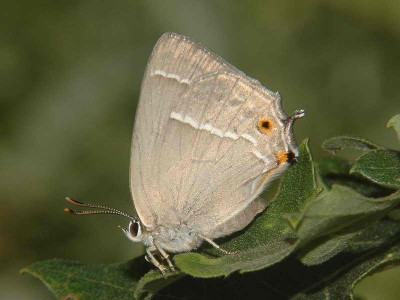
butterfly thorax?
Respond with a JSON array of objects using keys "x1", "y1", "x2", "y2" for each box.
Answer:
[{"x1": 143, "y1": 224, "x2": 203, "y2": 253}]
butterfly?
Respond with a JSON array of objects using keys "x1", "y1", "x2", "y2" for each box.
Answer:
[{"x1": 65, "y1": 32, "x2": 304, "y2": 276}]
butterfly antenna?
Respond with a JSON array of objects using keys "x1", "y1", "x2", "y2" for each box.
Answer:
[{"x1": 64, "y1": 197, "x2": 136, "y2": 221}]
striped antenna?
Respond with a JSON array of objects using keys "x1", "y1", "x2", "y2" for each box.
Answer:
[{"x1": 64, "y1": 197, "x2": 136, "y2": 221}]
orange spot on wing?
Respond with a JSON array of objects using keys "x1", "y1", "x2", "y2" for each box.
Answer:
[
  {"x1": 257, "y1": 118, "x2": 274, "y2": 134},
  {"x1": 277, "y1": 150, "x2": 288, "y2": 164}
]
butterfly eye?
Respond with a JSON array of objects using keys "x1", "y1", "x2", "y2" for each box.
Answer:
[{"x1": 129, "y1": 221, "x2": 140, "y2": 237}]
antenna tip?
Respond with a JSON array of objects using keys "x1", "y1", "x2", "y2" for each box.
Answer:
[
  {"x1": 64, "y1": 208, "x2": 73, "y2": 214},
  {"x1": 65, "y1": 196, "x2": 82, "y2": 205}
]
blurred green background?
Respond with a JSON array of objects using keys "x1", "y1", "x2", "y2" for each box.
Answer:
[{"x1": 1, "y1": 1, "x2": 399, "y2": 299}]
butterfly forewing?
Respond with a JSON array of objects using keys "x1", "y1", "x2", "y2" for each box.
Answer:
[
  {"x1": 130, "y1": 33, "x2": 231, "y2": 228},
  {"x1": 130, "y1": 33, "x2": 292, "y2": 237}
]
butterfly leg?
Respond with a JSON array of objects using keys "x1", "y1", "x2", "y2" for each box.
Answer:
[
  {"x1": 198, "y1": 233, "x2": 238, "y2": 255},
  {"x1": 145, "y1": 246, "x2": 168, "y2": 277},
  {"x1": 154, "y1": 242, "x2": 176, "y2": 273}
]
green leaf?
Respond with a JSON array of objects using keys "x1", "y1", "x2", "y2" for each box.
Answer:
[
  {"x1": 296, "y1": 185, "x2": 400, "y2": 242},
  {"x1": 347, "y1": 220, "x2": 400, "y2": 253},
  {"x1": 351, "y1": 150, "x2": 400, "y2": 189},
  {"x1": 135, "y1": 270, "x2": 184, "y2": 300},
  {"x1": 292, "y1": 242, "x2": 400, "y2": 300},
  {"x1": 154, "y1": 258, "x2": 319, "y2": 299},
  {"x1": 299, "y1": 220, "x2": 400, "y2": 265},
  {"x1": 315, "y1": 157, "x2": 394, "y2": 198},
  {"x1": 174, "y1": 139, "x2": 319, "y2": 277},
  {"x1": 322, "y1": 136, "x2": 382, "y2": 154},
  {"x1": 295, "y1": 185, "x2": 400, "y2": 265},
  {"x1": 299, "y1": 231, "x2": 359, "y2": 265},
  {"x1": 21, "y1": 258, "x2": 181, "y2": 300},
  {"x1": 387, "y1": 114, "x2": 400, "y2": 140}
]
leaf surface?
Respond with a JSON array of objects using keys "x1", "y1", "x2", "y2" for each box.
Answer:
[
  {"x1": 351, "y1": 150, "x2": 400, "y2": 189},
  {"x1": 294, "y1": 185, "x2": 400, "y2": 265},
  {"x1": 322, "y1": 136, "x2": 382, "y2": 153},
  {"x1": 21, "y1": 258, "x2": 181, "y2": 300},
  {"x1": 292, "y1": 242, "x2": 400, "y2": 300}
]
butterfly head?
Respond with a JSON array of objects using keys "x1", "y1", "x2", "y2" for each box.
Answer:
[{"x1": 121, "y1": 219, "x2": 145, "y2": 243}]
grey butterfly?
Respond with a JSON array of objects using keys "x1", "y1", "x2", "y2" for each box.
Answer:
[{"x1": 65, "y1": 32, "x2": 304, "y2": 276}]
